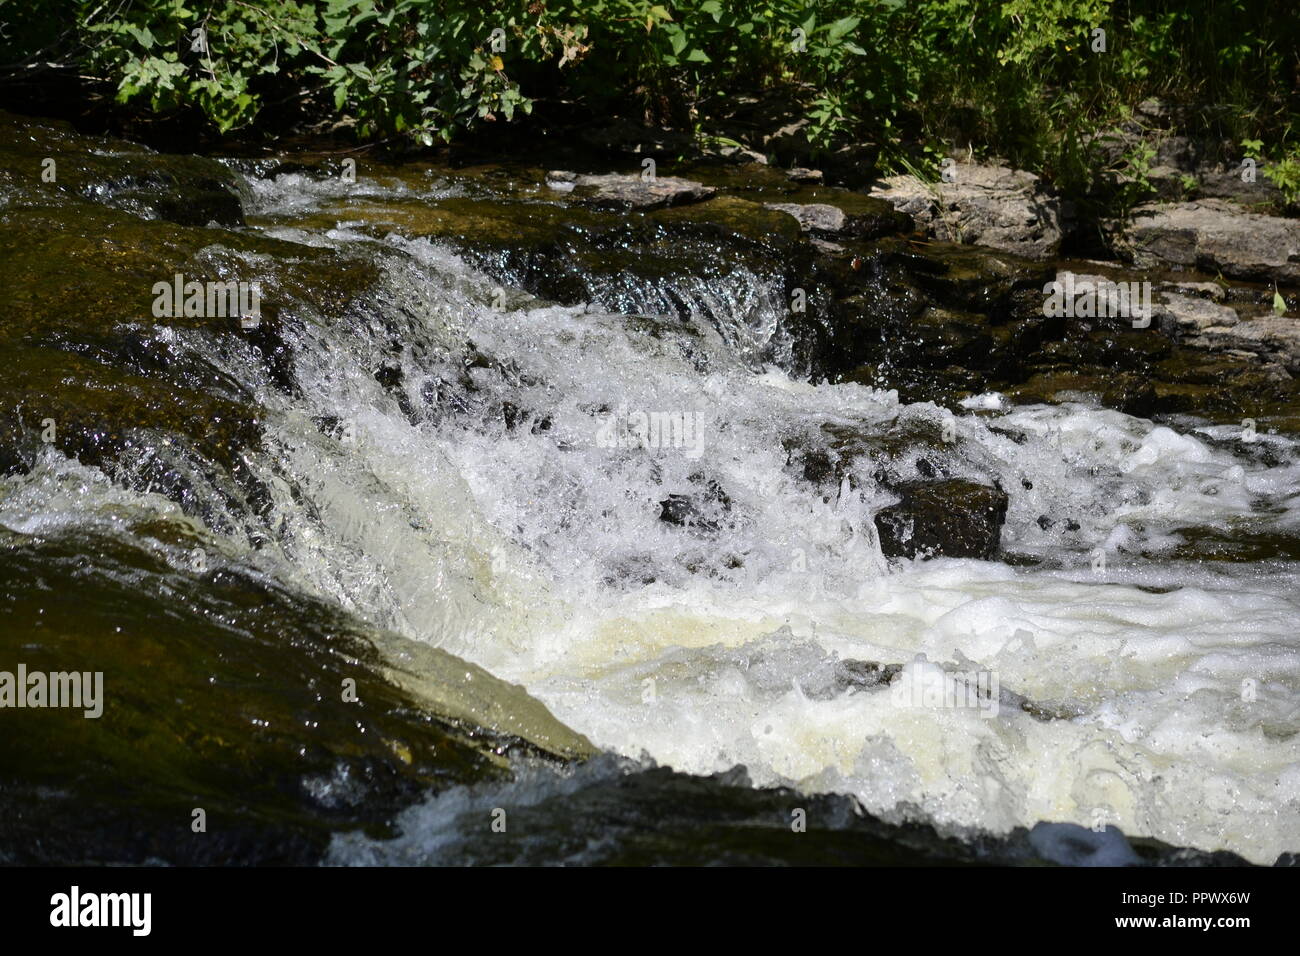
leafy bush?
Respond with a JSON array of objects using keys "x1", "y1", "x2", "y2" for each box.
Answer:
[{"x1": 1, "y1": 0, "x2": 1296, "y2": 196}]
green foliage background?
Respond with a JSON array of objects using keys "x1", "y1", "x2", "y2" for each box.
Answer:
[{"x1": 2, "y1": 0, "x2": 1297, "y2": 190}]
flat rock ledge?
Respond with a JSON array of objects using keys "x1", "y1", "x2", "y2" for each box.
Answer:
[
  {"x1": 546, "y1": 170, "x2": 716, "y2": 210},
  {"x1": 1116, "y1": 198, "x2": 1300, "y2": 283},
  {"x1": 868, "y1": 164, "x2": 1064, "y2": 259}
]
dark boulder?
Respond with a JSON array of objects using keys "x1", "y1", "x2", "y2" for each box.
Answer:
[{"x1": 874, "y1": 479, "x2": 1008, "y2": 560}]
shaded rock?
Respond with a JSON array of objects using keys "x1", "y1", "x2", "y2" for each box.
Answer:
[
  {"x1": 713, "y1": 144, "x2": 769, "y2": 164},
  {"x1": 1194, "y1": 165, "x2": 1286, "y2": 205},
  {"x1": 1162, "y1": 279, "x2": 1226, "y2": 302},
  {"x1": 764, "y1": 197, "x2": 908, "y2": 239},
  {"x1": 576, "y1": 119, "x2": 694, "y2": 159},
  {"x1": 763, "y1": 116, "x2": 812, "y2": 161},
  {"x1": 787, "y1": 167, "x2": 823, "y2": 184},
  {"x1": 874, "y1": 479, "x2": 1008, "y2": 560},
  {"x1": 1117, "y1": 199, "x2": 1300, "y2": 283},
  {"x1": 868, "y1": 165, "x2": 1064, "y2": 259}
]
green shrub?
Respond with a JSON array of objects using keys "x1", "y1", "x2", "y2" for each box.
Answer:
[{"x1": 0, "y1": 0, "x2": 1295, "y2": 200}]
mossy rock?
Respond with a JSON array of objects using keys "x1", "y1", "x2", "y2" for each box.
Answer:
[
  {"x1": 0, "y1": 530, "x2": 590, "y2": 864},
  {"x1": 0, "y1": 190, "x2": 381, "y2": 487},
  {"x1": 0, "y1": 346, "x2": 259, "y2": 481},
  {"x1": 0, "y1": 110, "x2": 243, "y2": 227}
]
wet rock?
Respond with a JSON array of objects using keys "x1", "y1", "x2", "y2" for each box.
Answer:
[
  {"x1": 330, "y1": 752, "x2": 1265, "y2": 866},
  {"x1": 830, "y1": 659, "x2": 902, "y2": 694},
  {"x1": 787, "y1": 167, "x2": 823, "y2": 184},
  {"x1": 1102, "y1": 373, "x2": 1159, "y2": 418},
  {"x1": 548, "y1": 170, "x2": 716, "y2": 210},
  {"x1": 874, "y1": 479, "x2": 1008, "y2": 560},
  {"x1": 0, "y1": 110, "x2": 243, "y2": 226},
  {"x1": 0, "y1": 118, "x2": 382, "y2": 508},
  {"x1": 659, "y1": 476, "x2": 732, "y2": 534},
  {"x1": 782, "y1": 416, "x2": 971, "y2": 493},
  {"x1": 804, "y1": 237, "x2": 1053, "y2": 387},
  {"x1": 0, "y1": 532, "x2": 590, "y2": 864},
  {"x1": 0, "y1": 346, "x2": 260, "y2": 488},
  {"x1": 1029, "y1": 823, "x2": 1141, "y2": 867},
  {"x1": 764, "y1": 197, "x2": 907, "y2": 239},
  {"x1": 868, "y1": 165, "x2": 1064, "y2": 259},
  {"x1": 370, "y1": 191, "x2": 814, "y2": 368},
  {"x1": 765, "y1": 201, "x2": 852, "y2": 235},
  {"x1": 894, "y1": 307, "x2": 1001, "y2": 371},
  {"x1": 1117, "y1": 199, "x2": 1300, "y2": 283},
  {"x1": 883, "y1": 239, "x2": 1054, "y2": 312},
  {"x1": 1146, "y1": 350, "x2": 1299, "y2": 425}
]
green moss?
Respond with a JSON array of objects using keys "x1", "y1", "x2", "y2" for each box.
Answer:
[{"x1": 0, "y1": 530, "x2": 590, "y2": 864}]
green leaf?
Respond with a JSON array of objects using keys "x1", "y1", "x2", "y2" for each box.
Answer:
[
  {"x1": 127, "y1": 26, "x2": 155, "y2": 49},
  {"x1": 1275, "y1": 289, "x2": 1288, "y2": 316},
  {"x1": 827, "y1": 16, "x2": 860, "y2": 43}
]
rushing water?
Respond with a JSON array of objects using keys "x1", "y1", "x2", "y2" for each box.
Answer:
[{"x1": 5, "y1": 148, "x2": 1299, "y2": 865}]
